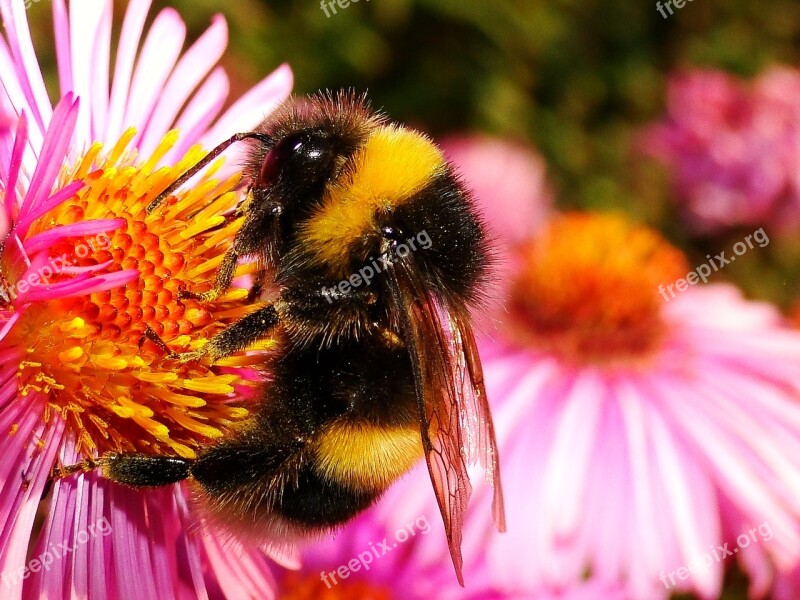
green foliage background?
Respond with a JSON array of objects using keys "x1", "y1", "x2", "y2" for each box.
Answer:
[
  {"x1": 148, "y1": 0, "x2": 800, "y2": 314},
  {"x1": 27, "y1": 1, "x2": 800, "y2": 596}
]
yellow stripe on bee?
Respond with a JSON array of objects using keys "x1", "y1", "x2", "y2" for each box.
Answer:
[
  {"x1": 300, "y1": 125, "x2": 446, "y2": 273},
  {"x1": 314, "y1": 419, "x2": 423, "y2": 491}
]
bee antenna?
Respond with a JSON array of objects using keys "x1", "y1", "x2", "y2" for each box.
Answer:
[{"x1": 147, "y1": 131, "x2": 272, "y2": 214}]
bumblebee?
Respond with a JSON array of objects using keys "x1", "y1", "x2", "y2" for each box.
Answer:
[{"x1": 61, "y1": 91, "x2": 505, "y2": 583}]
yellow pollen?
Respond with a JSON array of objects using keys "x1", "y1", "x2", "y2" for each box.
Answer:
[
  {"x1": 507, "y1": 212, "x2": 689, "y2": 367},
  {"x1": 3, "y1": 129, "x2": 275, "y2": 459}
]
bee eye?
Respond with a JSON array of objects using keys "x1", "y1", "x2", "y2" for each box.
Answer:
[
  {"x1": 381, "y1": 225, "x2": 403, "y2": 241},
  {"x1": 258, "y1": 131, "x2": 333, "y2": 186}
]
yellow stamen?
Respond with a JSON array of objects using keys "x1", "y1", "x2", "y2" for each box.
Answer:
[{"x1": 3, "y1": 130, "x2": 272, "y2": 458}]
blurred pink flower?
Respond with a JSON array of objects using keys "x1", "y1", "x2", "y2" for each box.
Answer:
[
  {"x1": 441, "y1": 135, "x2": 553, "y2": 247},
  {"x1": 774, "y1": 562, "x2": 800, "y2": 600},
  {"x1": 0, "y1": 1, "x2": 294, "y2": 598},
  {"x1": 640, "y1": 67, "x2": 800, "y2": 234},
  {"x1": 466, "y1": 211, "x2": 800, "y2": 599}
]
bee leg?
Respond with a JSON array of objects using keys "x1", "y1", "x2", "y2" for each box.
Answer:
[
  {"x1": 50, "y1": 453, "x2": 192, "y2": 487},
  {"x1": 179, "y1": 246, "x2": 239, "y2": 303},
  {"x1": 50, "y1": 456, "x2": 100, "y2": 480},
  {"x1": 177, "y1": 303, "x2": 280, "y2": 363},
  {"x1": 99, "y1": 453, "x2": 193, "y2": 487},
  {"x1": 139, "y1": 324, "x2": 179, "y2": 358}
]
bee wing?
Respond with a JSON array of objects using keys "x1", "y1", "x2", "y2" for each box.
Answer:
[
  {"x1": 387, "y1": 260, "x2": 505, "y2": 586},
  {"x1": 452, "y1": 309, "x2": 506, "y2": 532}
]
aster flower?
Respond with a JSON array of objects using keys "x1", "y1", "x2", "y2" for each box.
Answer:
[
  {"x1": 640, "y1": 67, "x2": 800, "y2": 234},
  {"x1": 464, "y1": 212, "x2": 800, "y2": 599},
  {"x1": 0, "y1": 0, "x2": 294, "y2": 598}
]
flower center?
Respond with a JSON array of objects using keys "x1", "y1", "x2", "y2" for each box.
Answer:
[
  {"x1": 3, "y1": 129, "x2": 269, "y2": 458},
  {"x1": 506, "y1": 212, "x2": 688, "y2": 366}
]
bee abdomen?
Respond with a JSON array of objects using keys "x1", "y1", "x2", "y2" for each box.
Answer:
[
  {"x1": 312, "y1": 419, "x2": 423, "y2": 491},
  {"x1": 274, "y1": 467, "x2": 379, "y2": 528},
  {"x1": 274, "y1": 421, "x2": 423, "y2": 528}
]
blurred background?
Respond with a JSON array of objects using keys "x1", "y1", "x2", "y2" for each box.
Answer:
[
  {"x1": 24, "y1": 1, "x2": 800, "y2": 597},
  {"x1": 144, "y1": 0, "x2": 800, "y2": 310},
  {"x1": 23, "y1": 0, "x2": 800, "y2": 310}
]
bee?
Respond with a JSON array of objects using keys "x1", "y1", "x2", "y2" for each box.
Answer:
[{"x1": 59, "y1": 91, "x2": 505, "y2": 583}]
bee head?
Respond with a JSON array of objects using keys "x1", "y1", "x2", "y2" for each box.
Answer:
[
  {"x1": 243, "y1": 92, "x2": 384, "y2": 224},
  {"x1": 294, "y1": 124, "x2": 490, "y2": 308}
]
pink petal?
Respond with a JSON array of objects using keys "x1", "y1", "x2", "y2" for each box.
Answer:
[
  {"x1": 201, "y1": 532, "x2": 278, "y2": 600},
  {"x1": 0, "y1": 0, "x2": 53, "y2": 136},
  {"x1": 16, "y1": 268, "x2": 138, "y2": 304},
  {"x1": 0, "y1": 35, "x2": 44, "y2": 151},
  {"x1": 167, "y1": 68, "x2": 230, "y2": 164},
  {"x1": 3, "y1": 111, "x2": 27, "y2": 221},
  {"x1": 23, "y1": 217, "x2": 123, "y2": 255},
  {"x1": 0, "y1": 401, "x2": 63, "y2": 600},
  {"x1": 200, "y1": 63, "x2": 293, "y2": 172},
  {"x1": 139, "y1": 14, "x2": 228, "y2": 156},
  {"x1": 540, "y1": 370, "x2": 603, "y2": 542},
  {"x1": 68, "y1": 0, "x2": 112, "y2": 141},
  {"x1": 16, "y1": 179, "x2": 85, "y2": 233},
  {"x1": 173, "y1": 489, "x2": 211, "y2": 599},
  {"x1": 109, "y1": 483, "x2": 160, "y2": 599},
  {"x1": 52, "y1": 0, "x2": 73, "y2": 97},
  {"x1": 17, "y1": 94, "x2": 79, "y2": 231},
  {"x1": 105, "y1": 0, "x2": 152, "y2": 142},
  {"x1": 123, "y1": 8, "x2": 186, "y2": 147}
]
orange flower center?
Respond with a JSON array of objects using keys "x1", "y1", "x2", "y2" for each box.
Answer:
[
  {"x1": 281, "y1": 573, "x2": 393, "y2": 600},
  {"x1": 3, "y1": 129, "x2": 271, "y2": 458},
  {"x1": 789, "y1": 303, "x2": 800, "y2": 329},
  {"x1": 507, "y1": 212, "x2": 688, "y2": 366}
]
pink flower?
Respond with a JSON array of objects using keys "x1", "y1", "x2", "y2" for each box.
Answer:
[
  {"x1": 640, "y1": 67, "x2": 800, "y2": 234},
  {"x1": 469, "y1": 212, "x2": 800, "y2": 599},
  {"x1": 774, "y1": 562, "x2": 800, "y2": 600},
  {"x1": 0, "y1": 1, "x2": 294, "y2": 598}
]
